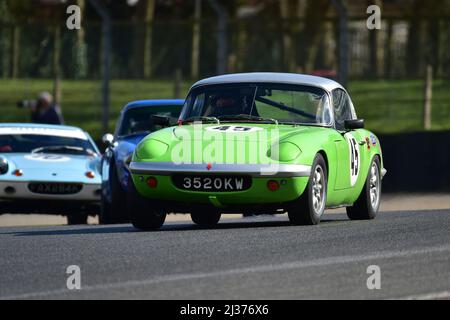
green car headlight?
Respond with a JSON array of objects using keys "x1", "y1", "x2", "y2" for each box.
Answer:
[
  {"x1": 136, "y1": 139, "x2": 169, "y2": 160},
  {"x1": 268, "y1": 142, "x2": 301, "y2": 162}
]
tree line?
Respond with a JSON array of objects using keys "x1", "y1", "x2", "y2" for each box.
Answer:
[{"x1": 0, "y1": 0, "x2": 449, "y2": 80}]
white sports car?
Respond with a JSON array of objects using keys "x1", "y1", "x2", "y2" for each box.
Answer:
[{"x1": 0, "y1": 123, "x2": 102, "y2": 224}]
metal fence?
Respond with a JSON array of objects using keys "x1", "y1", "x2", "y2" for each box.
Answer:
[
  {"x1": 0, "y1": 17, "x2": 449, "y2": 138},
  {"x1": 0, "y1": 17, "x2": 449, "y2": 80}
]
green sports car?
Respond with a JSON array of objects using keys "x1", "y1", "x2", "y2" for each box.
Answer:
[{"x1": 128, "y1": 73, "x2": 386, "y2": 230}]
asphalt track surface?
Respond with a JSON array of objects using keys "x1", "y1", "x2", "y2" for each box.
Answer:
[{"x1": 0, "y1": 210, "x2": 449, "y2": 300}]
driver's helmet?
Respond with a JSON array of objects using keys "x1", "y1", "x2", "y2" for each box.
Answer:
[{"x1": 207, "y1": 94, "x2": 240, "y2": 117}]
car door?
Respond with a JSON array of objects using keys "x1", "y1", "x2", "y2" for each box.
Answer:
[{"x1": 332, "y1": 88, "x2": 364, "y2": 191}]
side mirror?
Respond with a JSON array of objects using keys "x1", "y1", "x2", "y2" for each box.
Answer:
[
  {"x1": 344, "y1": 119, "x2": 364, "y2": 130},
  {"x1": 151, "y1": 115, "x2": 178, "y2": 127},
  {"x1": 102, "y1": 133, "x2": 114, "y2": 147}
]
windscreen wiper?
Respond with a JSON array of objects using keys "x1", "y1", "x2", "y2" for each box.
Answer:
[
  {"x1": 31, "y1": 146, "x2": 86, "y2": 154},
  {"x1": 181, "y1": 116, "x2": 220, "y2": 124}
]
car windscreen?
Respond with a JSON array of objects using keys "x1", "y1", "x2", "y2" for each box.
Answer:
[
  {"x1": 181, "y1": 84, "x2": 332, "y2": 125},
  {"x1": 118, "y1": 105, "x2": 182, "y2": 137},
  {"x1": 0, "y1": 134, "x2": 97, "y2": 156}
]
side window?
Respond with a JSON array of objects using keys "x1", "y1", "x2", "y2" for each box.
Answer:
[
  {"x1": 191, "y1": 93, "x2": 205, "y2": 117},
  {"x1": 181, "y1": 93, "x2": 203, "y2": 119},
  {"x1": 179, "y1": 95, "x2": 192, "y2": 120},
  {"x1": 332, "y1": 89, "x2": 353, "y2": 131}
]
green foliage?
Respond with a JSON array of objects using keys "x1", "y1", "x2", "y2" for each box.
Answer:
[
  {"x1": 0, "y1": 79, "x2": 191, "y2": 139},
  {"x1": 0, "y1": 79, "x2": 449, "y2": 140},
  {"x1": 349, "y1": 80, "x2": 450, "y2": 134}
]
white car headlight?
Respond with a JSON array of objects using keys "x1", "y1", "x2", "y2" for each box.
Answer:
[{"x1": 0, "y1": 157, "x2": 8, "y2": 175}]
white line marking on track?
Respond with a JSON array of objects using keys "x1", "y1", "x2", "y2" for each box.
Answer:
[
  {"x1": 2, "y1": 245, "x2": 450, "y2": 300},
  {"x1": 396, "y1": 291, "x2": 450, "y2": 300}
]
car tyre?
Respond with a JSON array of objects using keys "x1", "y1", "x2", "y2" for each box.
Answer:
[
  {"x1": 127, "y1": 176, "x2": 166, "y2": 231},
  {"x1": 67, "y1": 214, "x2": 88, "y2": 225},
  {"x1": 347, "y1": 157, "x2": 381, "y2": 220},
  {"x1": 191, "y1": 212, "x2": 221, "y2": 227},
  {"x1": 288, "y1": 153, "x2": 327, "y2": 225},
  {"x1": 100, "y1": 160, "x2": 128, "y2": 224}
]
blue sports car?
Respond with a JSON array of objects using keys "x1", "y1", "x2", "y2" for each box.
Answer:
[
  {"x1": 0, "y1": 123, "x2": 102, "y2": 225},
  {"x1": 100, "y1": 99, "x2": 184, "y2": 224}
]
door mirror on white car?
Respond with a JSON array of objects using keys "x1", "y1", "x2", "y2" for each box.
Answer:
[{"x1": 102, "y1": 133, "x2": 115, "y2": 147}]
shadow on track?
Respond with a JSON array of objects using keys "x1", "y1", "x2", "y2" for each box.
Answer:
[{"x1": 2, "y1": 215, "x2": 348, "y2": 237}]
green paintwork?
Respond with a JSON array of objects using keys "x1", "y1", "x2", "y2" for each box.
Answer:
[
  {"x1": 132, "y1": 174, "x2": 309, "y2": 205},
  {"x1": 131, "y1": 122, "x2": 384, "y2": 209}
]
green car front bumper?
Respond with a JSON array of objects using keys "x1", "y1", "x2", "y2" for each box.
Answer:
[{"x1": 130, "y1": 162, "x2": 310, "y2": 208}]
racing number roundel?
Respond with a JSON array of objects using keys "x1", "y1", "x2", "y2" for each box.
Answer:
[
  {"x1": 345, "y1": 133, "x2": 360, "y2": 187},
  {"x1": 205, "y1": 125, "x2": 263, "y2": 133},
  {"x1": 25, "y1": 154, "x2": 70, "y2": 162}
]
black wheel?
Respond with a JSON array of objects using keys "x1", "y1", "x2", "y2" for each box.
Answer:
[
  {"x1": 100, "y1": 160, "x2": 128, "y2": 224},
  {"x1": 127, "y1": 176, "x2": 166, "y2": 231},
  {"x1": 288, "y1": 153, "x2": 327, "y2": 225},
  {"x1": 347, "y1": 157, "x2": 381, "y2": 220},
  {"x1": 67, "y1": 214, "x2": 88, "y2": 225},
  {"x1": 191, "y1": 211, "x2": 221, "y2": 227}
]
